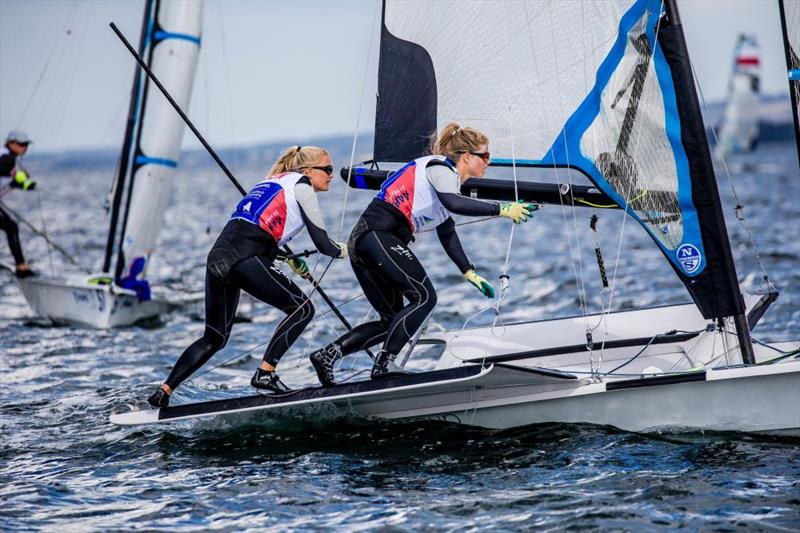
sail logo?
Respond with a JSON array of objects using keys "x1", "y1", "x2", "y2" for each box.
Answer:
[
  {"x1": 677, "y1": 244, "x2": 702, "y2": 274},
  {"x1": 242, "y1": 201, "x2": 252, "y2": 213}
]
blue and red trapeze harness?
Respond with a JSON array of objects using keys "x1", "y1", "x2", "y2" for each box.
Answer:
[
  {"x1": 230, "y1": 172, "x2": 305, "y2": 246},
  {"x1": 375, "y1": 155, "x2": 456, "y2": 233}
]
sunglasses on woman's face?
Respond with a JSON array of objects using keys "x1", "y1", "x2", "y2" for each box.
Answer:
[
  {"x1": 310, "y1": 165, "x2": 334, "y2": 176},
  {"x1": 469, "y1": 151, "x2": 491, "y2": 163},
  {"x1": 459, "y1": 151, "x2": 491, "y2": 163}
]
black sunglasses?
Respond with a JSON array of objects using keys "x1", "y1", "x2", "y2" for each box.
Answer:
[
  {"x1": 458, "y1": 151, "x2": 491, "y2": 163},
  {"x1": 309, "y1": 165, "x2": 334, "y2": 176}
]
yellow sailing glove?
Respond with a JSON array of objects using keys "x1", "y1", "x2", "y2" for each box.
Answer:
[
  {"x1": 335, "y1": 241, "x2": 348, "y2": 258},
  {"x1": 464, "y1": 269, "x2": 495, "y2": 299},
  {"x1": 13, "y1": 170, "x2": 36, "y2": 191},
  {"x1": 287, "y1": 257, "x2": 309, "y2": 278},
  {"x1": 499, "y1": 200, "x2": 537, "y2": 224}
]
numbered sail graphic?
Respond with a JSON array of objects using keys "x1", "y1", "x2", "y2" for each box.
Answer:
[{"x1": 116, "y1": 0, "x2": 202, "y2": 298}]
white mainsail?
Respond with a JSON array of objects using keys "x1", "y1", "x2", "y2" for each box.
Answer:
[
  {"x1": 118, "y1": 0, "x2": 203, "y2": 292},
  {"x1": 714, "y1": 34, "x2": 760, "y2": 160}
]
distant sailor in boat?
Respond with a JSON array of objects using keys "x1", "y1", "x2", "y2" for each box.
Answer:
[
  {"x1": 309, "y1": 123, "x2": 537, "y2": 385},
  {"x1": 0, "y1": 130, "x2": 37, "y2": 278},
  {"x1": 146, "y1": 146, "x2": 347, "y2": 408}
]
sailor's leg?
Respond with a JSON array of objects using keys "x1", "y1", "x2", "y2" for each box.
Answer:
[
  {"x1": 357, "y1": 231, "x2": 436, "y2": 373},
  {"x1": 0, "y1": 205, "x2": 26, "y2": 266},
  {"x1": 233, "y1": 256, "x2": 314, "y2": 371},
  {"x1": 149, "y1": 271, "x2": 239, "y2": 407}
]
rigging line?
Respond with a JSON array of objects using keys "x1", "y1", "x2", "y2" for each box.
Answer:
[
  {"x1": 34, "y1": 190, "x2": 54, "y2": 276},
  {"x1": 15, "y1": 0, "x2": 80, "y2": 129},
  {"x1": 597, "y1": 5, "x2": 666, "y2": 363},
  {"x1": 577, "y1": 189, "x2": 649, "y2": 209},
  {"x1": 689, "y1": 60, "x2": 775, "y2": 292},
  {"x1": 542, "y1": 0, "x2": 591, "y2": 338},
  {"x1": 53, "y1": 1, "x2": 94, "y2": 143},
  {"x1": 0, "y1": 199, "x2": 86, "y2": 270},
  {"x1": 338, "y1": 0, "x2": 380, "y2": 242}
]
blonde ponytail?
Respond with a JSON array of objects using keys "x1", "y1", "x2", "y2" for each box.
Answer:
[
  {"x1": 268, "y1": 145, "x2": 330, "y2": 176},
  {"x1": 429, "y1": 123, "x2": 488, "y2": 162}
]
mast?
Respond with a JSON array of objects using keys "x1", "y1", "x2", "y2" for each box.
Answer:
[
  {"x1": 660, "y1": 0, "x2": 755, "y2": 364},
  {"x1": 778, "y1": 0, "x2": 800, "y2": 166},
  {"x1": 102, "y1": 0, "x2": 154, "y2": 274},
  {"x1": 114, "y1": 0, "x2": 159, "y2": 281}
]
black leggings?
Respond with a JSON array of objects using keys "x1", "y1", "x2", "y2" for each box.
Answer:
[
  {"x1": 164, "y1": 255, "x2": 314, "y2": 390},
  {"x1": 332, "y1": 230, "x2": 437, "y2": 358},
  {"x1": 0, "y1": 205, "x2": 25, "y2": 265}
]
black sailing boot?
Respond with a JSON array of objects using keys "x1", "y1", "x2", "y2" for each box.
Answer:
[
  {"x1": 309, "y1": 343, "x2": 344, "y2": 387},
  {"x1": 370, "y1": 350, "x2": 408, "y2": 380},
  {"x1": 147, "y1": 388, "x2": 170, "y2": 409},
  {"x1": 251, "y1": 368, "x2": 292, "y2": 393}
]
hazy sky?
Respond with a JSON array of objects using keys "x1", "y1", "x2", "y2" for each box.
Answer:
[{"x1": 0, "y1": 0, "x2": 792, "y2": 153}]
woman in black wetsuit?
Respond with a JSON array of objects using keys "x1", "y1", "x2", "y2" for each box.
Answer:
[
  {"x1": 308, "y1": 123, "x2": 536, "y2": 385},
  {"x1": 147, "y1": 146, "x2": 347, "y2": 408}
]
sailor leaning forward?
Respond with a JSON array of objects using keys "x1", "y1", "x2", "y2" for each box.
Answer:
[
  {"x1": 309, "y1": 123, "x2": 537, "y2": 385},
  {"x1": 146, "y1": 146, "x2": 347, "y2": 408}
]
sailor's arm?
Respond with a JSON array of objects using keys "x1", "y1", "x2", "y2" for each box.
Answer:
[
  {"x1": 295, "y1": 181, "x2": 346, "y2": 258},
  {"x1": 435, "y1": 217, "x2": 472, "y2": 274}
]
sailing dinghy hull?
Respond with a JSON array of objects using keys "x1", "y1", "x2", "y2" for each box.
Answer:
[
  {"x1": 111, "y1": 359, "x2": 799, "y2": 435},
  {"x1": 16, "y1": 274, "x2": 169, "y2": 329}
]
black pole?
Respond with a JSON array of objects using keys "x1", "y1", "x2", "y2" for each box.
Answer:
[
  {"x1": 109, "y1": 22, "x2": 356, "y2": 338},
  {"x1": 662, "y1": 0, "x2": 755, "y2": 365},
  {"x1": 778, "y1": 0, "x2": 800, "y2": 168},
  {"x1": 102, "y1": 0, "x2": 153, "y2": 273}
]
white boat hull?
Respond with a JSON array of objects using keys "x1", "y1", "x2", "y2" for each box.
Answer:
[
  {"x1": 16, "y1": 275, "x2": 170, "y2": 328},
  {"x1": 112, "y1": 360, "x2": 800, "y2": 435}
]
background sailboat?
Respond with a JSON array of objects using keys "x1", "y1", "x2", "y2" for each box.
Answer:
[
  {"x1": 713, "y1": 34, "x2": 761, "y2": 160},
  {"x1": 12, "y1": 0, "x2": 202, "y2": 328}
]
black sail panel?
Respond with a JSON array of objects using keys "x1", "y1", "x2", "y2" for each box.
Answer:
[{"x1": 374, "y1": 5, "x2": 437, "y2": 162}]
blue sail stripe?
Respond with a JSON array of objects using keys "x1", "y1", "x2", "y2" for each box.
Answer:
[
  {"x1": 490, "y1": 158, "x2": 545, "y2": 166},
  {"x1": 135, "y1": 155, "x2": 178, "y2": 168},
  {"x1": 789, "y1": 69, "x2": 800, "y2": 81},
  {"x1": 154, "y1": 31, "x2": 201, "y2": 46}
]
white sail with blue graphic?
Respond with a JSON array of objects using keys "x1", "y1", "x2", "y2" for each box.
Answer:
[{"x1": 115, "y1": 0, "x2": 203, "y2": 299}]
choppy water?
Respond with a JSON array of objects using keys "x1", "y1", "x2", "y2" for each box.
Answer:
[{"x1": 1, "y1": 141, "x2": 799, "y2": 530}]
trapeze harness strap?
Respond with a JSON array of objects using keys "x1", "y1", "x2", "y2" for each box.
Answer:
[
  {"x1": 230, "y1": 172, "x2": 305, "y2": 246},
  {"x1": 375, "y1": 155, "x2": 456, "y2": 234}
]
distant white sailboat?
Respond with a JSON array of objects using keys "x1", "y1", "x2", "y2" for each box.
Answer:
[
  {"x1": 15, "y1": 0, "x2": 203, "y2": 328},
  {"x1": 714, "y1": 34, "x2": 761, "y2": 160},
  {"x1": 113, "y1": 0, "x2": 799, "y2": 434}
]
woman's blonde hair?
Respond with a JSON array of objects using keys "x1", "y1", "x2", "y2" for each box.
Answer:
[
  {"x1": 429, "y1": 123, "x2": 489, "y2": 162},
  {"x1": 268, "y1": 145, "x2": 329, "y2": 176}
]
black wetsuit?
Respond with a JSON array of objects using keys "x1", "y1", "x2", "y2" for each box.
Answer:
[
  {"x1": 330, "y1": 159, "x2": 501, "y2": 358},
  {"x1": 0, "y1": 147, "x2": 25, "y2": 265},
  {"x1": 163, "y1": 175, "x2": 341, "y2": 391}
]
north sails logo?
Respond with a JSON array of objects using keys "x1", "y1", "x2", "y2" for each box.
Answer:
[
  {"x1": 242, "y1": 201, "x2": 252, "y2": 213},
  {"x1": 677, "y1": 244, "x2": 702, "y2": 274},
  {"x1": 390, "y1": 244, "x2": 413, "y2": 260}
]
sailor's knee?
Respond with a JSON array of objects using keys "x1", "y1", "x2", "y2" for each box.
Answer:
[
  {"x1": 288, "y1": 299, "x2": 315, "y2": 324},
  {"x1": 203, "y1": 328, "x2": 228, "y2": 350}
]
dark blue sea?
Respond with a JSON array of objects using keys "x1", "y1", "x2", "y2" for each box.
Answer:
[{"x1": 1, "y1": 139, "x2": 798, "y2": 530}]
